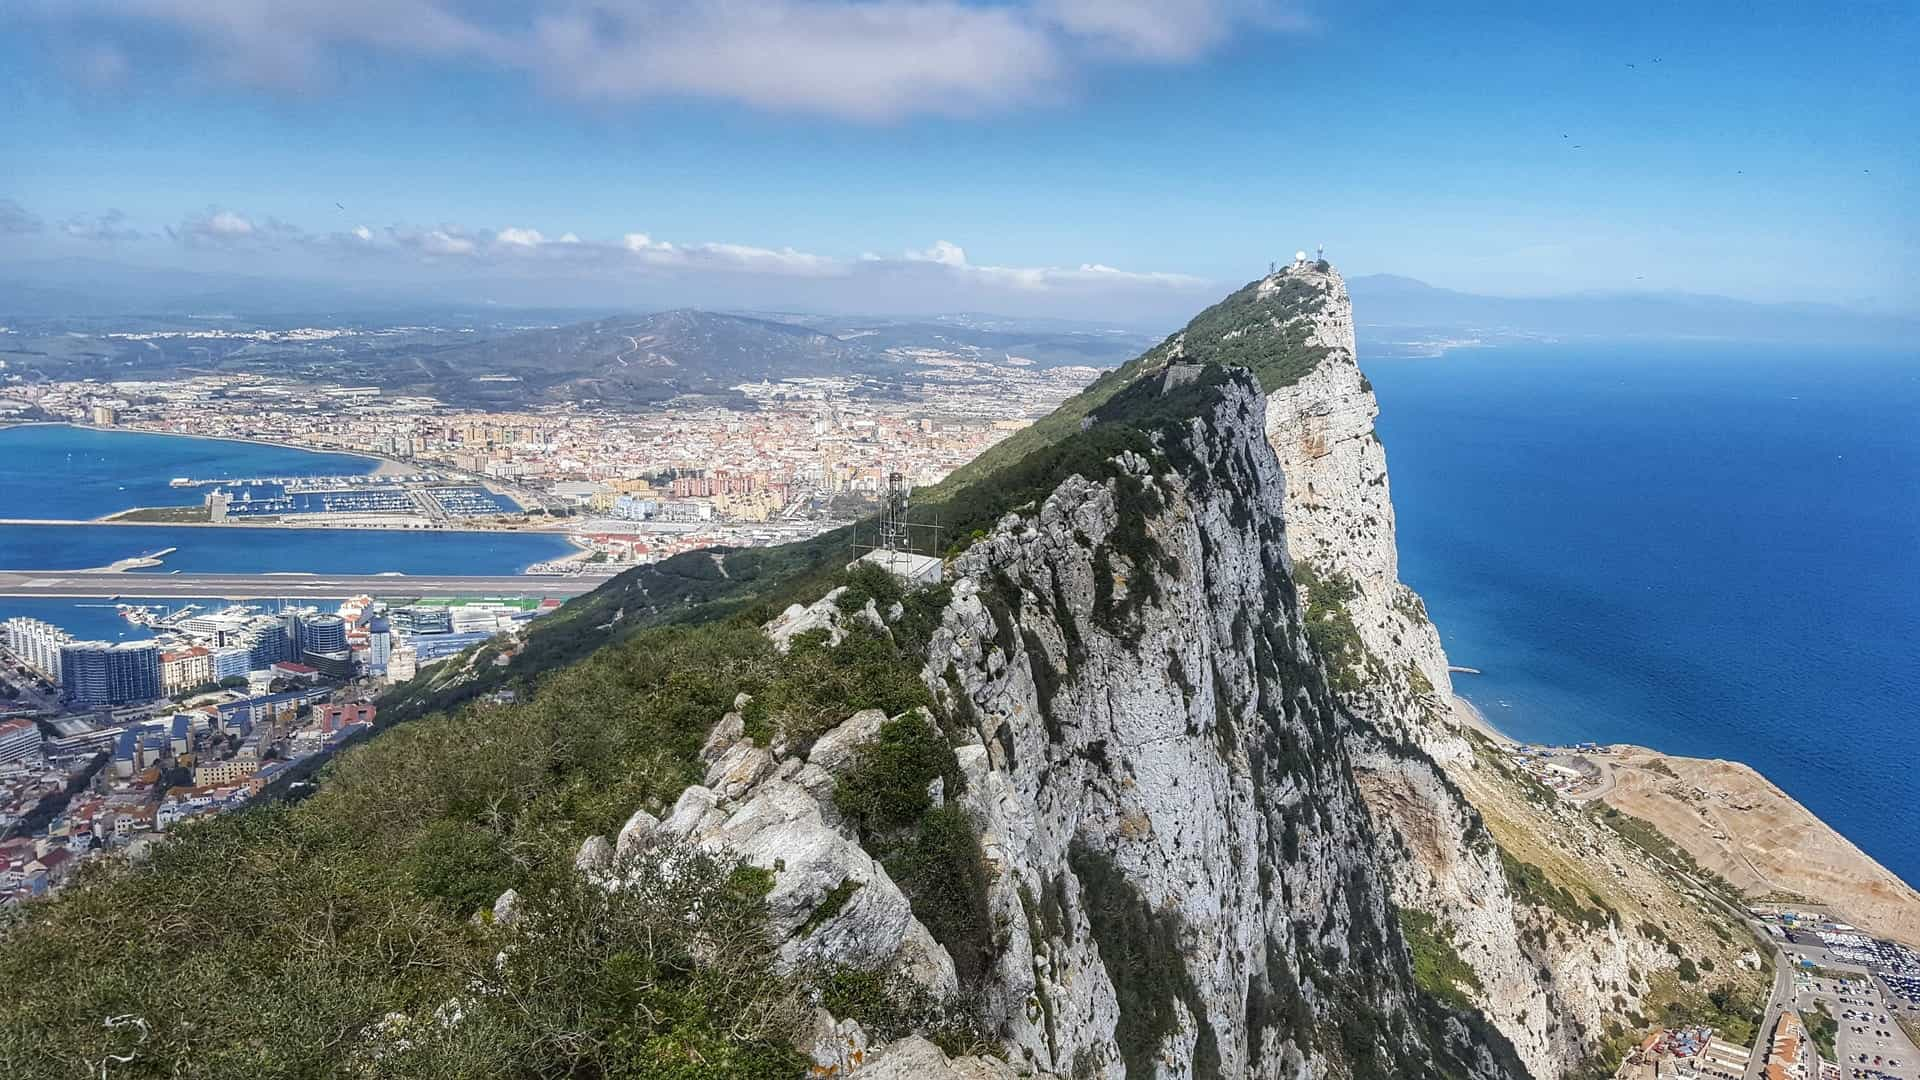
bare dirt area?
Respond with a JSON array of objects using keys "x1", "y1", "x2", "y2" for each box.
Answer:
[{"x1": 1596, "y1": 746, "x2": 1920, "y2": 948}]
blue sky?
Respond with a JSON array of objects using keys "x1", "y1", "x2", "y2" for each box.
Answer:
[{"x1": 1, "y1": 0, "x2": 1913, "y2": 320}]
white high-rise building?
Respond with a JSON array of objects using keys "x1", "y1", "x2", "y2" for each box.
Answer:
[{"x1": 3, "y1": 617, "x2": 75, "y2": 682}]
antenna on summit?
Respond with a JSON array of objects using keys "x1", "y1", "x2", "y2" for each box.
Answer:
[{"x1": 1316, "y1": 244, "x2": 1324, "y2": 262}]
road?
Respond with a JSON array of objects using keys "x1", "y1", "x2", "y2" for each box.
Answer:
[
  {"x1": 0, "y1": 569, "x2": 609, "y2": 599},
  {"x1": 1739, "y1": 932, "x2": 1919, "y2": 1080},
  {"x1": 1746, "y1": 958, "x2": 1794, "y2": 1080}
]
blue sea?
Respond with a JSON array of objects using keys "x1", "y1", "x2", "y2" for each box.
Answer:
[
  {"x1": 0, "y1": 423, "x2": 379, "y2": 520},
  {"x1": 0, "y1": 425, "x2": 573, "y2": 634},
  {"x1": 0, "y1": 523, "x2": 570, "y2": 576},
  {"x1": 1366, "y1": 342, "x2": 1919, "y2": 888}
]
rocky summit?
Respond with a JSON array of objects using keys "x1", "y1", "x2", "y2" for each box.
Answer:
[{"x1": 0, "y1": 262, "x2": 1770, "y2": 1079}]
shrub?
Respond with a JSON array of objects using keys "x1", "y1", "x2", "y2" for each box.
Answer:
[{"x1": 1398, "y1": 909, "x2": 1484, "y2": 1010}]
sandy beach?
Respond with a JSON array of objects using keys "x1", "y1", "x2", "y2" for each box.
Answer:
[{"x1": 1449, "y1": 693, "x2": 1515, "y2": 746}]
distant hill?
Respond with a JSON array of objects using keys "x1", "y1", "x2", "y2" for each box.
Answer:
[
  {"x1": 1348, "y1": 274, "x2": 1916, "y2": 350},
  {"x1": 396, "y1": 309, "x2": 880, "y2": 405}
]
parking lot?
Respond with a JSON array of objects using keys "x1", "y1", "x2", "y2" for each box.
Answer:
[{"x1": 1790, "y1": 967, "x2": 1917, "y2": 1080}]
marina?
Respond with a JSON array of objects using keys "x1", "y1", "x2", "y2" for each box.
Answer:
[{"x1": 170, "y1": 472, "x2": 444, "y2": 489}]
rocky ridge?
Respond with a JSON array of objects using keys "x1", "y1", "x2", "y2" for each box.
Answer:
[
  {"x1": 588, "y1": 366, "x2": 1525, "y2": 1077},
  {"x1": 558, "y1": 262, "x2": 1764, "y2": 1078},
  {"x1": 1241, "y1": 261, "x2": 1762, "y2": 1078}
]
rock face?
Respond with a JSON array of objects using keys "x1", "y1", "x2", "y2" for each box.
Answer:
[
  {"x1": 600, "y1": 263, "x2": 1730, "y2": 1078},
  {"x1": 1252, "y1": 262, "x2": 1708, "y2": 1079},
  {"x1": 1257, "y1": 264, "x2": 1457, "y2": 756},
  {"x1": 919, "y1": 376, "x2": 1512, "y2": 1078},
  {"x1": 619, "y1": 368, "x2": 1523, "y2": 1078}
]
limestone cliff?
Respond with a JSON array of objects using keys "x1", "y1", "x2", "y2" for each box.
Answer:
[
  {"x1": 592, "y1": 263, "x2": 1762, "y2": 1079},
  {"x1": 1243, "y1": 261, "x2": 1762, "y2": 1078},
  {"x1": 1256, "y1": 264, "x2": 1456, "y2": 755},
  {"x1": 619, "y1": 367, "x2": 1525, "y2": 1078}
]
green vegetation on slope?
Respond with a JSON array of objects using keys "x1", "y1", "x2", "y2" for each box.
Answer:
[
  {"x1": 0, "y1": 598, "x2": 952, "y2": 1077},
  {"x1": 1295, "y1": 559, "x2": 1372, "y2": 694},
  {"x1": 1498, "y1": 846, "x2": 1617, "y2": 930},
  {"x1": 930, "y1": 271, "x2": 1332, "y2": 495},
  {"x1": 1808, "y1": 1002, "x2": 1838, "y2": 1062},
  {"x1": 1398, "y1": 909, "x2": 1485, "y2": 1010}
]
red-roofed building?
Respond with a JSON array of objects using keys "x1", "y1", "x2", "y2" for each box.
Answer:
[
  {"x1": 270, "y1": 661, "x2": 320, "y2": 683},
  {"x1": 160, "y1": 646, "x2": 213, "y2": 694},
  {"x1": 315, "y1": 703, "x2": 375, "y2": 733}
]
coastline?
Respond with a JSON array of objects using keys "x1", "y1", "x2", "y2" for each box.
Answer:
[
  {"x1": 1449, "y1": 692, "x2": 1515, "y2": 746},
  {"x1": 0, "y1": 423, "x2": 556, "y2": 533},
  {"x1": 8, "y1": 420, "x2": 403, "y2": 475},
  {"x1": 1449, "y1": 695, "x2": 1920, "y2": 946}
]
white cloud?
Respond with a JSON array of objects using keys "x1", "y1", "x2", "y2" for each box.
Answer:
[
  {"x1": 172, "y1": 207, "x2": 299, "y2": 248},
  {"x1": 494, "y1": 226, "x2": 546, "y2": 247},
  {"x1": 621, "y1": 232, "x2": 842, "y2": 276},
  {"x1": 206, "y1": 210, "x2": 255, "y2": 236},
  {"x1": 1038, "y1": 0, "x2": 1310, "y2": 61},
  {"x1": 895, "y1": 238, "x2": 1206, "y2": 291},
  {"x1": 27, "y1": 0, "x2": 1313, "y2": 120},
  {"x1": 417, "y1": 229, "x2": 476, "y2": 256},
  {"x1": 905, "y1": 240, "x2": 970, "y2": 267},
  {"x1": 54, "y1": 201, "x2": 1213, "y2": 310}
]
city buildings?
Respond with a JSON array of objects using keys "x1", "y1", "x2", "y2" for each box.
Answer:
[
  {"x1": 159, "y1": 646, "x2": 212, "y2": 694},
  {"x1": 1765, "y1": 1011, "x2": 1808, "y2": 1080},
  {"x1": 0, "y1": 718, "x2": 43, "y2": 766},
  {"x1": 59, "y1": 640, "x2": 161, "y2": 707},
  {"x1": 2, "y1": 617, "x2": 72, "y2": 682}
]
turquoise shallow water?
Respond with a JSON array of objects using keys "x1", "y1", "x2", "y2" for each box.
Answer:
[{"x1": 1365, "y1": 341, "x2": 1919, "y2": 888}]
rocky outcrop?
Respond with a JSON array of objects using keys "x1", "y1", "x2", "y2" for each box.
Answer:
[
  {"x1": 1258, "y1": 263, "x2": 1457, "y2": 756},
  {"x1": 607, "y1": 368, "x2": 1523, "y2": 1078},
  {"x1": 581, "y1": 263, "x2": 1741, "y2": 1078},
  {"x1": 1249, "y1": 262, "x2": 1748, "y2": 1079}
]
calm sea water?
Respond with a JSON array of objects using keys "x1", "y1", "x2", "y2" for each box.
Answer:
[
  {"x1": 0, "y1": 425, "x2": 573, "y2": 632},
  {"x1": 1366, "y1": 342, "x2": 1919, "y2": 887},
  {"x1": 0, "y1": 522, "x2": 570, "y2": 576},
  {"x1": 0, "y1": 423, "x2": 378, "y2": 519}
]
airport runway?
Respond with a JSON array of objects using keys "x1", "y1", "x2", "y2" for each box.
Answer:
[{"x1": 0, "y1": 569, "x2": 610, "y2": 599}]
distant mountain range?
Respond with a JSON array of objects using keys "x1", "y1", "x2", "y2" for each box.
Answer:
[
  {"x1": 400, "y1": 309, "x2": 880, "y2": 405},
  {"x1": 1348, "y1": 274, "x2": 1916, "y2": 351},
  {"x1": 2, "y1": 260, "x2": 1909, "y2": 394}
]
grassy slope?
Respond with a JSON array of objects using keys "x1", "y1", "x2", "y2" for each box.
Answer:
[{"x1": 927, "y1": 271, "x2": 1330, "y2": 497}]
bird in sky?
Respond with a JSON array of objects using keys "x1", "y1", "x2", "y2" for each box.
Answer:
[{"x1": 334, "y1": 202, "x2": 346, "y2": 211}]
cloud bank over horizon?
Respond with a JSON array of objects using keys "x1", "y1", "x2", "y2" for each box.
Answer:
[{"x1": 0, "y1": 197, "x2": 1223, "y2": 320}]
